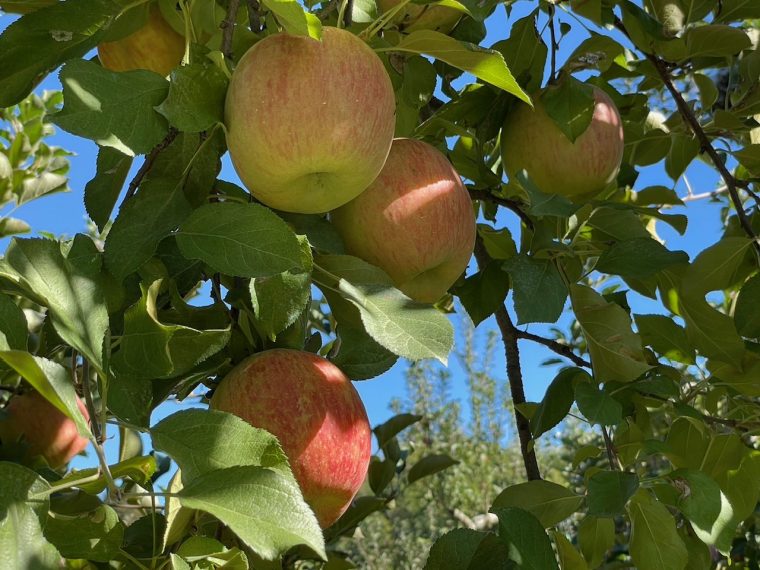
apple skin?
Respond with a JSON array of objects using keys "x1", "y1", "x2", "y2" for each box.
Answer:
[
  {"x1": 501, "y1": 86, "x2": 624, "y2": 199},
  {"x1": 210, "y1": 349, "x2": 371, "y2": 528},
  {"x1": 331, "y1": 138, "x2": 476, "y2": 304},
  {"x1": 98, "y1": 5, "x2": 184, "y2": 76},
  {"x1": 0, "y1": 391, "x2": 89, "y2": 468},
  {"x1": 224, "y1": 27, "x2": 396, "y2": 214},
  {"x1": 377, "y1": 0, "x2": 461, "y2": 33}
]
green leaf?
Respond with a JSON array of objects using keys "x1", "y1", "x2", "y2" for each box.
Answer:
[
  {"x1": 84, "y1": 146, "x2": 133, "y2": 232},
  {"x1": 682, "y1": 237, "x2": 753, "y2": 295},
  {"x1": 151, "y1": 409, "x2": 291, "y2": 482},
  {"x1": 665, "y1": 417, "x2": 709, "y2": 470},
  {"x1": 53, "y1": 59, "x2": 170, "y2": 156},
  {"x1": 178, "y1": 466, "x2": 326, "y2": 561},
  {"x1": 0, "y1": 0, "x2": 119, "y2": 107},
  {"x1": 156, "y1": 63, "x2": 228, "y2": 133},
  {"x1": 44, "y1": 505, "x2": 124, "y2": 562},
  {"x1": 250, "y1": 237, "x2": 313, "y2": 341},
  {"x1": 735, "y1": 273, "x2": 760, "y2": 338},
  {"x1": 665, "y1": 134, "x2": 700, "y2": 180},
  {"x1": 55, "y1": 455, "x2": 156, "y2": 494},
  {"x1": 0, "y1": 352, "x2": 91, "y2": 438},
  {"x1": 407, "y1": 454, "x2": 459, "y2": 484},
  {"x1": 0, "y1": 217, "x2": 31, "y2": 238},
  {"x1": 177, "y1": 202, "x2": 305, "y2": 279},
  {"x1": 493, "y1": 507, "x2": 559, "y2": 570},
  {"x1": 693, "y1": 73, "x2": 719, "y2": 110},
  {"x1": 260, "y1": 0, "x2": 322, "y2": 39},
  {"x1": 491, "y1": 11, "x2": 547, "y2": 93},
  {"x1": 627, "y1": 490, "x2": 688, "y2": 570},
  {"x1": 491, "y1": 480, "x2": 583, "y2": 528},
  {"x1": 477, "y1": 224, "x2": 517, "y2": 261},
  {"x1": 424, "y1": 528, "x2": 495, "y2": 570},
  {"x1": 587, "y1": 471, "x2": 639, "y2": 517},
  {"x1": 0, "y1": 463, "x2": 61, "y2": 568},
  {"x1": 596, "y1": 237, "x2": 688, "y2": 279},
  {"x1": 541, "y1": 78, "x2": 595, "y2": 143},
  {"x1": 716, "y1": 0, "x2": 760, "y2": 21},
  {"x1": 331, "y1": 325, "x2": 398, "y2": 381},
  {"x1": 570, "y1": 285, "x2": 652, "y2": 383},
  {"x1": 564, "y1": 33, "x2": 625, "y2": 72},
  {"x1": 112, "y1": 280, "x2": 230, "y2": 379},
  {"x1": 323, "y1": 496, "x2": 388, "y2": 543},
  {"x1": 4, "y1": 237, "x2": 109, "y2": 370},
  {"x1": 574, "y1": 383, "x2": 623, "y2": 426},
  {"x1": 551, "y1": 531, "x2": 589, "y2": 570},
  {"x1": 635, "y1": 314, "x2": 695, "y2": 364},
  {"x1": 684, "y1": 24, "x2": 751, "y2": 58},
  {"x1": 455, "y1": 261, "x2": 510, "y2": 326},
  {"x1": 671, "y1": 469, "x2": 734, "y2": 552},
  {"x1": 0, "y1": 294, "x2": 27, "y2": 352},
  {"x1": 735, "y1": 144, "x2": 760, "y2": 176},
  {"x1": 503, "y1": 255, "x2": 567, "y2": 324},
  {"x1": 531, "y1": 368, "x2": 589, "y2": 438},
  {"x1": 373, "y1": 413, "x2": 423, "y2": 449},
  {"x1": 578, "y1": 516, "x2": 614, "y2": 569},
  {"x1": 385, "y1": 30, "x2": 530, "y2": 103}
]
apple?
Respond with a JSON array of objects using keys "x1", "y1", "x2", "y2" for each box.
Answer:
[
  {"x1": 98, "y1": 5, "x2": 184, "y2": 77},
  {"x1": 210, "y1": 349, "x2": 371, "y2": 528},
  {"x1": 377, "y1": 0, "x2": 462, "y2": 33},
  {"x1": 0, "y1": 391, "x2": 89, "y2": 468},
  {"x1": 330, "y1": 138, "x2": 476, "y2": 304},
  {"x1": 224, "y1": 26, "x2": 396, "y2": 214},
  {"x1": 501, "y1": 85, "x2": 624, "y2": 199}
]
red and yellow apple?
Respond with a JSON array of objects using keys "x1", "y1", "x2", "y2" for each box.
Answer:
[
  {"x1": 0, "y1": 391, "x2": 89, "y2": 468},
  {"x1": 378, "y1": 0, "x2": 462, "y2": 33},
  {"x1": 210, "y1": 349, "x2": 371, "y2": 528},
  {"x1": 224, "y1": 27, "x2": 396, "y2": 214},
  {"x1": 331, "y1": 138, "x2": 476, "y2": 304},
  {"x1": 501, "y1": 85, "x2": 624, "y2": 199},
  {"x1": 98, "y1": 5, "x2": 185, "y2": 76}
]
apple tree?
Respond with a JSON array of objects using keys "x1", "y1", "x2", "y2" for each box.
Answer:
[{"x1": 1, "y1": 0, "x2": 760, "y2": 568}]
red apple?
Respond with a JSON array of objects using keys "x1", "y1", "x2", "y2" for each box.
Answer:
[
  {"x1": 377, "y1": 0, "x2": 462, "y2": 33},
  {"x1": 98, "y1": 5, "x2": 185, "y2": 77},
  {"x1": 0, "y1": 391, "x2": 89, "y2": 468},
  {"x1": 224, "y1": 27, "x2": 396, "y2": 214},
  {"x1": 330, "y1": 138, "x2": 476, "y2": 304},
  {"x1": 501, "y1": 85, "x2": 624, "y2": 199},
  {"x1": 210, "y1": 349, "x2": 371, "y2": 528}
]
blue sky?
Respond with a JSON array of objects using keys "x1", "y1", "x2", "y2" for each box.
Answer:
[{"x1": 0, "y1": 3, "x2": 730, "y2": 469}]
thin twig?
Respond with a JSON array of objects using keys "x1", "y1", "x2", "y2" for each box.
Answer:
[
  {"x1": 246, "y1": 0, "x2": 262, "y2": 32},
  {"x1": 124, "y1": 128, "x2": 179, "y2": 201},
  {"x1": 474, "y1": 239, "x2": 541, "y2": 481},
  {"x1": 469, "y1": 188, "x2": 534, "y2": 230},
  {"x1": 81, "y1": 359, "x2": 102, "y2": 445},
  {"x1": 515, "y1": 329, "x2": 592, "y2": 368},
  {"x1": 343, "y1": 0, "x2": 354, "y2": 27},
  {"x1": 548, "y1": 4, "x2": 558, "y2": 83},
  {"x1": 601, "y1": 426, "x2": 621, "y2": 470},
  {"x1": 221, "y1": 0, "x2": 241, "y2": 60},
  {"x1": 613, "y1": 17, "x2": 760, "y2": 259}
]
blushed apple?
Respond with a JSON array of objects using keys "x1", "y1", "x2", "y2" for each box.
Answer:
[
  {"x1": 98, "y1": 5, "x2": 184, "y2": 77},
  {"x1": 330, "y1": 138, "x2": 476, "y2": 304},
  {"x1": 0, "y1": 390, "x2": 89, "y2": 468},
  {"x1": 224, "y1": 27, "x2": 396, "y2": 214},
  {"x1": 501, "y1": 85, "x2": 624, "y2": 199},
  {"x1": 210, "y1": 349, "x2": 371, "y2": 528}
]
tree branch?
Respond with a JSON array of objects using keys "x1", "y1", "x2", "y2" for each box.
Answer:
[
  {"x1": 548, "y1": 4, "x2": 558, "y2": 83},
  {"x1": 221, "y1": 0, "x2": 241, "y2": 60},
  {"x1": 515, "y1": 329, "x2": 591, "y2": 368},
  {"x1": 124, "y1": 128, "x2": 178, "y2": 201},
  {"x1": 469, "y1": 188, "x2": 534, "y2": 230},
  {"x1": 614, "y1": 17, "x2": 760, "y2": 259},
  {"x1": 474, "y1": 240, "x2": 541, "y2": 481},
  {"x1": 246, "y1": 0, "x2": 262, "y2": 32}
]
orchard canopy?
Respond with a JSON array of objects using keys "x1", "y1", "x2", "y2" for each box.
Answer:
[{"x1": 1, "y1": 0, "x2": 760, "y2": 568}]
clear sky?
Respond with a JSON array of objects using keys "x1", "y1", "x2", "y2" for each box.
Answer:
[{"x1": 0, "y1": 2, "x2": 728, "y2": 461}]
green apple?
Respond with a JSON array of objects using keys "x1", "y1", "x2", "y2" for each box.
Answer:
[
  {"x1": 501, "y1": 85, "x2": 624, "y2": 199},
  {"x1": 98, "y1": 4, "x2": 184, "y2": 77},
  {"x1": 331, "y1": 138, "x2": 476, "y2": 304},
  {"x1": 210, "y1": 349, "x2": 371, "y2": 528},
  {"x1": 378, "y1": 0, "x2": 462, "y2": 33},
  {"x1": 0, "y1": 391, "x2": 89, "y2": 468},
  {"x1": 224, "y1": 27, "x2": 396, "y2": 214}
]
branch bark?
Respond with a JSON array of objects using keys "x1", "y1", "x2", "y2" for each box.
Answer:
[
  {"x1": 474, "y1": 240, "x2": 541, "y2": 481},
  {"x1": 515, "y1": 329, "x2": 591, "y2": 368},
  {"x1": 221, "y1": 0, "x2": 241, "y2": 60},
  {"x1": 469, "y1": 188, "x2": 534, "y2": 230},
  {"x1": 124, "y1": 128, "x2": 178, "y2": 201}
]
